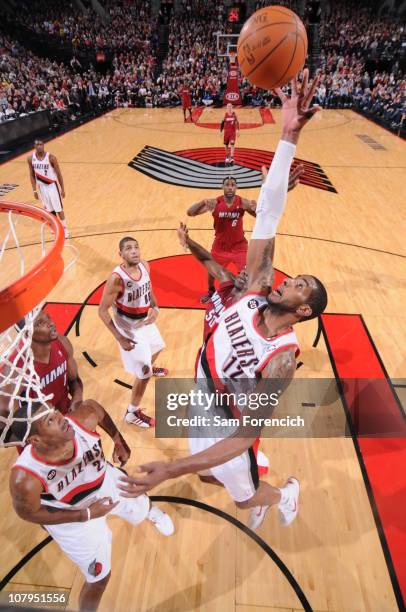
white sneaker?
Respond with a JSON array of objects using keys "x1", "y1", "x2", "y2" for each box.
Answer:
[
  {"x1": 278, "y1": 477, "x2": 300, "y2": 526},
  {"x1": 147, "y1": 505, "x2": 174, "y2": 536},
  {"x1": 124, "y1": 409, "x2": 155, "y2": 428},
  {"x1": 248, "y1": 505, "x2": 270, "y2": 530}
]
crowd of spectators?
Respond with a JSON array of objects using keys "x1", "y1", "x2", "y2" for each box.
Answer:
[
  {"x1": 0, "y1": 0, "x2": 404, "y2": 134},
  {"x1": 155, "y1": 0, "x2": 229, "y2": 107},
  {"x1": 313, "y1": 1, "x2": 405, "y2": 130},
  {"x1": 12, "y1": 0, "x2": 159, "y2": 55}
]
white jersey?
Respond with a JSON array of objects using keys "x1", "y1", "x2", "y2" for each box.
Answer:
[
  {"x1": 198, "y1": 292, "x2": 300, "y2": 390},
  {"x1": 32, "y1": 152, "x2": 58, "y2": 185},
  {"x1": 12, "y1": 417, "x2": 107, "y2": 510},
  {"x1": 112, "y1": 262, "x2": 152, "y2": 320}
]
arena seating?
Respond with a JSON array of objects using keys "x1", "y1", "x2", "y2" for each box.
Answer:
[{"x1": 0, "y1": 0, "x2": 404, "y2": 136}]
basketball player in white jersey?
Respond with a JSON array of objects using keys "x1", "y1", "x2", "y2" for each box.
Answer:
[
  {"x1": 9, "y1": 399, "x2": 174, "y2": 611},
  {"x1": 98, "y1": 237, "x2": 168, "y2": 428},
  {"x1": 27, "y1": 139, "x2": 69, "y2": 238},
  {"x1": 119, "y1": 70, "x2": 328, "y2": 530}
]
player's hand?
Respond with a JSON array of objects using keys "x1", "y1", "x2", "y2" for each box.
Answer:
[
  {"x1": 288, "y1": 163, "x2": 304, "y2": 191},
  {"x1": 118, "y1": 334, "x2": 135, "y2": 351},
  {"x1": 113, "y1": 434, "x2": 131, "y2": 467},
  {"x1": 177, "y1": 222, "x2": 189, "y2": 249},
  {"x1": 87, "y1": 497, "x2": 119, "y2": 519},
  {"x1": 118, "y1": 462, "x2": 171, "y2": 496},
  {"x1": 275, "y1": 68, "x2": 320, "y2": 135}
]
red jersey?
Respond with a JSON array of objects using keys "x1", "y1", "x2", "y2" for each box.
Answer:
[
  {"x1": 180, "y1": 86, "x2": 191, "y2": 108},
  {"x1": 212, "y1": 195, "x2": 247, "y2": 251},
  {"x1": 223, "y1": 111, "x2": 238, "y2": 136},
  {"x1": 34, "y1": 338, "x2": 70, "y2": 414},
  {"x1": 203, "y1": 280, "x2": 235, "y2": 341}
]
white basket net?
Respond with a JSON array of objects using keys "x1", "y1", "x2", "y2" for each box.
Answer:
[{"x1": 0, "y1": 207, "x2": 76, "y2": 447}]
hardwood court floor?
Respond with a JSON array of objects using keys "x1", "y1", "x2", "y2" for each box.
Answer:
[{"x1": 0, "y1": 108, "x2": 405, "y2": 611}]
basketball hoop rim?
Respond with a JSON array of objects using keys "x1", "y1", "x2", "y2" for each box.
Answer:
[{"x1": 0, "y1": 201, "x2": 65, "y2": 333}]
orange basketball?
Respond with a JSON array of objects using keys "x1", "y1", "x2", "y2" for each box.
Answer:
[{"x1": 237, "y1": 6, "x2": 308, "y2": 90}]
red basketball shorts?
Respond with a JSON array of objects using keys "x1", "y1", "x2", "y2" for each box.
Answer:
[
  {"x1": 223, "y1": 131, "x2": 236, "y2": 145},
  {"x1": 211, "y1": 247, "x2": 247, "y2": 272}
]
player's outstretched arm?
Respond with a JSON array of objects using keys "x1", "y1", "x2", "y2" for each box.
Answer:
[
  {"x1": 241, "y1": 164, "x2": 304, "y2": 218},
  {"x1": 178, "y1": 222, "x2": 234, "y2": 283},
  {"x1": 187, "y1": 198, "x2": 216, "y2": 216},
  {"x1": 70, "y1": 399, "x2": 131, "y2": 466},
  {"x1": 246, "y1": 69, "x2": 319, "y2": 292},
  {"x1": 118, "y1": 349, "x2": 297, "y2": 496}
]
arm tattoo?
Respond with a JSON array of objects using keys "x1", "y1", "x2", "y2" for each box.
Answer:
[{"x1": 259, "y1": 240, "x2": 273, "y2": 272}]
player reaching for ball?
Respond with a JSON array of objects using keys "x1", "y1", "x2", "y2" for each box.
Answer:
[
  {"x1": 9, "y1": 399, "x2": 174, "y2": 612},
  {"x1": 220, "y1": 103, "x2": 240, "y2": 164},
  {"x1": 186, "y1": 167, "x2": 303, "y2": 304},
  {"x1": 119, "y1": 70, "x2": 327, "y2": 532}
]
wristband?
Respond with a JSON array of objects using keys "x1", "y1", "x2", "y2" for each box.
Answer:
[{"x1": 86, "y1": 507, "x2": 91, "y2": 521}]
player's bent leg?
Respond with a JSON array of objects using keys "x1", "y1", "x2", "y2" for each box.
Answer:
[
  {"x1": 44, "y1": 516, "x2": 113, "y2": 609},
  {"x1": 119, "y1": 333, "x2": 154, "y2": 426},
  {"x1": 126, "y1": 376, "x2": 154, "y2": 428},
  {"x1": 79, "y1": 572, "x2": 111, "y2": 612},
  {"x1": 235, "y1": 477, "x2": 300, "y2": 530},
  {"x1": 206, "y1": 444, "x2": 300, "y2": 530}
]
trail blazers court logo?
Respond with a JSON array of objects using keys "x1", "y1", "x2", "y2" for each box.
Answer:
[{"x1": 128, "y1": 146, "x2": 337, "y2": 192}]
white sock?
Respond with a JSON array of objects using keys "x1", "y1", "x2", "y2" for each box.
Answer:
[
  {"x1": 127, "y1": 404, "x2": 139, "y2": 413},
  {"x1": 60, "y1": 219, "x2": 67, "y2": 227},
  {"x1": 279, "y1": 486, "x2": 289, "y2": 505}
]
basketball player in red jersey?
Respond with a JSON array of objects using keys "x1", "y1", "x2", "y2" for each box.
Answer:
[
  {"x1": 179, "y1": 81, "x2": 192, "y2": 122},
  {"x1": 187, "y1": 166, "x2": 303, "y2": 303},
  {"x1": 30, "y1": 310, "x2": 83, "y2": 413},
  {"x1": 177, "y1": 222, "x2": 247, "y2": 342},
  {"x1": 9, "y1": 399, "x2": 174, "y2": 611},
  {"x1": 98, "y1": 237, "x2": 167, "y2": 428},
  {"x1": 119, "y1": 70, "x2": 327, "y2": 531},
  {"x1": 220, "y1": 103, "x2": 239, "y2": 163},
  {"x1": 28, "y1": 139, "x2": 70, "y2": 238}
]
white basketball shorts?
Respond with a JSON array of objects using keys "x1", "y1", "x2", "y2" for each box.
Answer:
[
  {"x1": 188, "y1": 435, "x2": 259, "y2": 502},
  {"x1": 43, "y1": 464, "x2": 150, "y2": 583},
  {"x1": 37, "y1": 182, "x2": 63, "y2": 213},
  {"x1": 114, "y1": 317, "x2": 165, "y2": 379}
]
